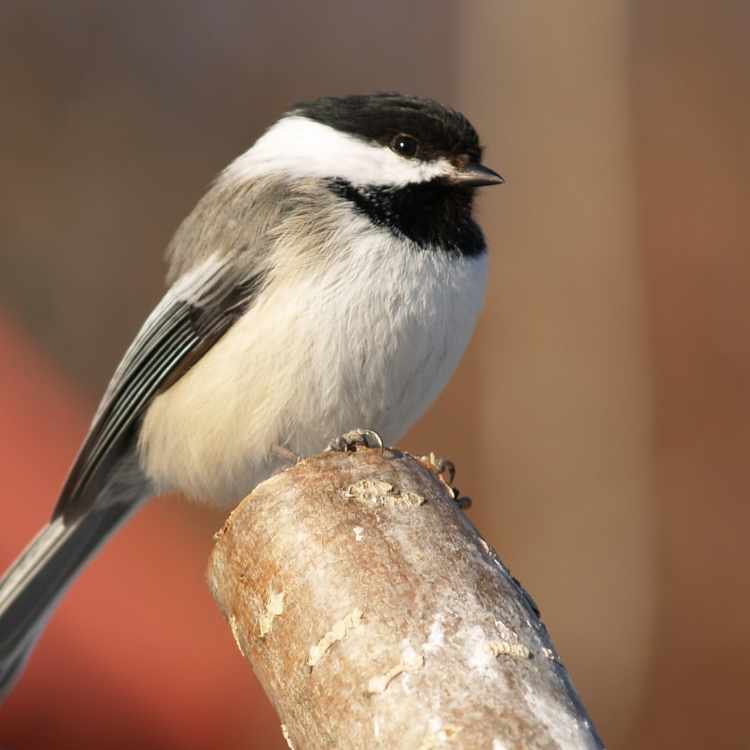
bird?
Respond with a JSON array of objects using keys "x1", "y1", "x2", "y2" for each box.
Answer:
[{"x1": 0, "y1": 92, "x2": 503, "y2": 698}]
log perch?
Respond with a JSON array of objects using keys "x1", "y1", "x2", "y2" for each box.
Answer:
[{"x1": 207, "y1": 447, "x2": 605, "y2": 749}]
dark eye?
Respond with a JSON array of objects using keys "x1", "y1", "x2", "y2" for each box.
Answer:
[{"x1": 390, "y1": 133, "x2": 419, "y2": 158}]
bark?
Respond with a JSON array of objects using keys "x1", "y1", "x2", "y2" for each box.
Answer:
[{"x1": 207, "y1": 447, "x2": 605, "y2": 750}]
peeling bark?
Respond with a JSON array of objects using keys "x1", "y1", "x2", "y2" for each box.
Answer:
[{"x1": 207, "y1": 447, "x2": 605, "y2": 749}]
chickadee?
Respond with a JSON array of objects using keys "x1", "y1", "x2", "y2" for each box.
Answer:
[{"x1": 0, "y1": 92, "x2": 502, "y2": 697}]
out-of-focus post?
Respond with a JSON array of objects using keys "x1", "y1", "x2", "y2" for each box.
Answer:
[{"x1": 456, "y1": 2, "x2": 655, "y2": 744}]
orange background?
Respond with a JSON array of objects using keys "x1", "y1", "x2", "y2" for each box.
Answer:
[{"x1": 1, "y1": 2, "x2": 749, "y2": 748}]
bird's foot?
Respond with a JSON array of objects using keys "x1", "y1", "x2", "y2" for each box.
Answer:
[
  {"x1": 421, "y1": 451, "x2": 456, "y2": 485},
  {"x1": 326, "y1": 428, "x2": 384, "y2": 453},
  {"x1": 419, "y1": 451, "x2": 472, "y2": 509}
]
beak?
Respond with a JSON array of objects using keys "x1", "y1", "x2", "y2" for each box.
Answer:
[{"x1": 449, "y1": 162, "x2": 505, "y2": 188}]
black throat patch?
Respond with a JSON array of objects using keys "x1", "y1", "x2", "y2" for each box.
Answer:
[{"x1": 328, "y1": 178, "x2": 486, "y2": 258}]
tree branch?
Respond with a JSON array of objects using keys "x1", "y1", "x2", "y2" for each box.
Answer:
[{"x1": 207, "y1": 447, "x2": 605, "y2": 749}]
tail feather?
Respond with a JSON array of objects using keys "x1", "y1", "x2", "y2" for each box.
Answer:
[{"x1": 0, "y1": 501, "x2": 141, "y2": 700}]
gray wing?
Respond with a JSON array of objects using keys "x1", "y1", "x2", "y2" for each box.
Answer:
[
  {"x1": 0, "y1": 255, "x2": 265, "y2": 698},
  {"x1": 53, "y1": 255, "x2": 266, "y2": 522}
]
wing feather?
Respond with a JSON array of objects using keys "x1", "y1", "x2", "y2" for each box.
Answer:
[{"x1": 53, "y1": 256, "x2": 266, "y2": 521}]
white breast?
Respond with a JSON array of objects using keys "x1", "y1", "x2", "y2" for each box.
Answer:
[{"x1": 139, "y1": 224, "x2": 487, "y2": 506}]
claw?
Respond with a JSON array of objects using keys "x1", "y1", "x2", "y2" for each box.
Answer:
[
  {"x1": 452, "y1": 490, "x2": 472, "y2": 510},
  {"x1": 326, "y1": 429, "x2": 384, "y2": 453},
  {"x1": 419, "y1": 452, "x2": 471, "y2": 509},
  {"x1": 420, "y1": 451, "x2": 455, "y2": 486}
]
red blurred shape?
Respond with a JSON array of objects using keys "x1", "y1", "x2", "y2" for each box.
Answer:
[{"x1": 0, "y1": 316, "x2": 284, "y2": 749}]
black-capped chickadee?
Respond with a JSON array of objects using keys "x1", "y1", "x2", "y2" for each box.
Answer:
[{"x1": 0, "y1": 93, "x2": 503, "y2": 697}]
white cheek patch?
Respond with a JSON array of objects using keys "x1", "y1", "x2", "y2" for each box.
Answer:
[{"x1": 223, "y1": 115, "x2": 453, "y2": 188}]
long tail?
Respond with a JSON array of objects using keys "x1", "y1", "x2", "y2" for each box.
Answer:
[{"x1": 0, "y1": 499, "x2": 143, "y2": 700}]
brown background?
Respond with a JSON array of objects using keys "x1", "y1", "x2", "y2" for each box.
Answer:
[{"x1": 1, "y1": 1, "x2": 748, "y2": 748}]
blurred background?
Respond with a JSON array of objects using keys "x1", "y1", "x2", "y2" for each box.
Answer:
[{"x1": 1, "y1": 1, "x2": 748, "y2": 748}]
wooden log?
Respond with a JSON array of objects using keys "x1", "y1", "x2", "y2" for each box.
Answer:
[{"x1": 207, "y1": 447, "x2": 604, "y2": 749}]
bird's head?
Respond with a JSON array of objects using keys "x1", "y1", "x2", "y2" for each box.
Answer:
[
  {"x1": 222, "y1": 93, "x2": 502, "y2": 256},
  {"x1": 227, "y1": 92, "x2": 503, "y2": 191}
]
